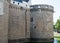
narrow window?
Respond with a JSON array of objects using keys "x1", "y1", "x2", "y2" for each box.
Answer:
[
  {"x1": 31, "y1": 17, "x2": 33, "y2": 22},
  {"x1": 34, "y1": 26, "x2": 36, "y2": 29}
]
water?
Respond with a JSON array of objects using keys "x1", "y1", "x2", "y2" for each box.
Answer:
[
  {"x1": 29, "y1": 38, "x2": 60, "y2": 43},
  {"x1": 8, "y1": 38, "x2": 60, "y2": 43},
  {"x1": 54, "y1": 38, "x2": 60, "y2": 43}
]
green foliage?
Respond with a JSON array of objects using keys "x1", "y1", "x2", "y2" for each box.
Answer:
[{"x1": 55, "y1": 17, "x2": 60, "y2": 30}]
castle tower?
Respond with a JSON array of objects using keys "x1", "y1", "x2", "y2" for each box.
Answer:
[
  {"x1": 8, "y1": 0, "x2": 30, "y2": 43},
  {"x1": 0, "y1": 0, "x2": 30, "y2": 43},
  {"x1": 30, "y1": 4, "x2": 54, "y2": 42},
  {"x1": 0, "y1": 0, "x2": 9, "y2": 43}
]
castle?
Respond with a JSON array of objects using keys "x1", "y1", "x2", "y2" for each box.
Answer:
[{"x1": 0, "y1": 0, "x2": 54, "y2": 43}]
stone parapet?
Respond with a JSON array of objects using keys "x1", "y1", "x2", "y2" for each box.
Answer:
[{"x1": 30, "y1": 4, "x2": 54, "y2": 12}]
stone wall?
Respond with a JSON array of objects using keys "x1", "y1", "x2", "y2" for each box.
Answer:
[
  {"x1": 0, "y1": 0, "x2": 54, "y2": 43},
  {"x1": 0, "y1": 0, "x2": 9, "y2": 43},
  {"x1": 30, "y1": 5, "x2": 54, "y2": 39},
  {"x1": 8, "y1": 4, "x2": 30, "y2": 40}
]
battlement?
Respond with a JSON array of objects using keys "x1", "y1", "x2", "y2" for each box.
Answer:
[
  {"x1": 9, "y1": 4, "x2": 30, "y2": 10},
  {"x1": 30, "y1": 4, "x2": 54, "y2": 12},
  {"x1": 10, "y1": 0, "x2": 30, "y2": 9}
]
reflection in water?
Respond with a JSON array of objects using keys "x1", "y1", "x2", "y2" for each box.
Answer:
[
  {"x1": 58, "y1": 41, "x2": 60, "y2": 43},
  {"x1": 54, "y1": 38, "x2": 58, "y2": 43},
  {"x1": 54, "y1": 38, "x2": 60, "y2": 43},
  {"x1": 28, "y1": 38, "x2": 60, "y2": 43}
]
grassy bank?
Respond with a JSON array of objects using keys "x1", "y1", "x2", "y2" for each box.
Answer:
[{"x1": 54, "y1": 32, "x2": 60, "y2": 41}]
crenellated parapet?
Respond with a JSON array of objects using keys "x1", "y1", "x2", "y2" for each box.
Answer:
[
  {"x1": 30, "y1": 4, "x2": 54, "y2": 12},
  {"x1": 9, "y1": 4, "x2": 30, "y2": 10}
]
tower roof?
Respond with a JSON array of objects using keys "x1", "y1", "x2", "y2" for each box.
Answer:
[
  {"x1": 13, "y1": 0, "x2": 29, "y2": 2},
  {"x1": 23, "y1": 0, "x2": 29, "y2": 2},
  {"x1": 14, "y1": 0, "x2": 22, "y2": 3}
]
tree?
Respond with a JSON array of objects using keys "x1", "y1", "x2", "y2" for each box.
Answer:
[{"x1": 55, "y1": 17, "x2": 60, "y2": 30}]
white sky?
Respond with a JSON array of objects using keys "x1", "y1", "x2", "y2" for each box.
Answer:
[{"x1": 31, "y1": 0, "x2": 60, "y2": 24}]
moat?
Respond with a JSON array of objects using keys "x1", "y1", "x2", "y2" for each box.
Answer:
[
  {"x1": 28, "y1": 38, "x2": 60, "y2": 43},
  {"x1": 27, "y1": 38, "x2": 60, "y2": 43}
]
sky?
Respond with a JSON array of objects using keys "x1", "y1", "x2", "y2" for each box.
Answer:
[{"x1": 31, "y1": 0, "x2": 60, "y2": 24}]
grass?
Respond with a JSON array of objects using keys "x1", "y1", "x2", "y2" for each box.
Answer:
[
  {"x1": 54, "y1": 35, "x2": 60, "y2": 38},
  {"x1": 54, "y1": 36, "x2": 60, "y2": 41},
  {"x1": 54, "y1": 32, "x2": 60, "y2": 41},
  {"x1": 56, "y1": 38, "x2": 60, "y2": 41}
]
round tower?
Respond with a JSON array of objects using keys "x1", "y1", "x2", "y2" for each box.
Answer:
[{"x1": 30, "y1": 4, "x2": 54, "y2": 42}]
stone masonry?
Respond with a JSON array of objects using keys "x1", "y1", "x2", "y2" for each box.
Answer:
[
  {"x1": 0, "y1": 0, "x2": 9, "y2": 43},
  {"x1": 0, "y1": 0, "x2": 54, "y2": 43},
  {"x1": 8, "y1": 4, "x2": 30, "y2": 40},
  {"x1": 0, "y1": 0, "x2": 30, "y2": 43},
  {"x1": 30, "y1": 5, "x2": 54, "y2": 40}
]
